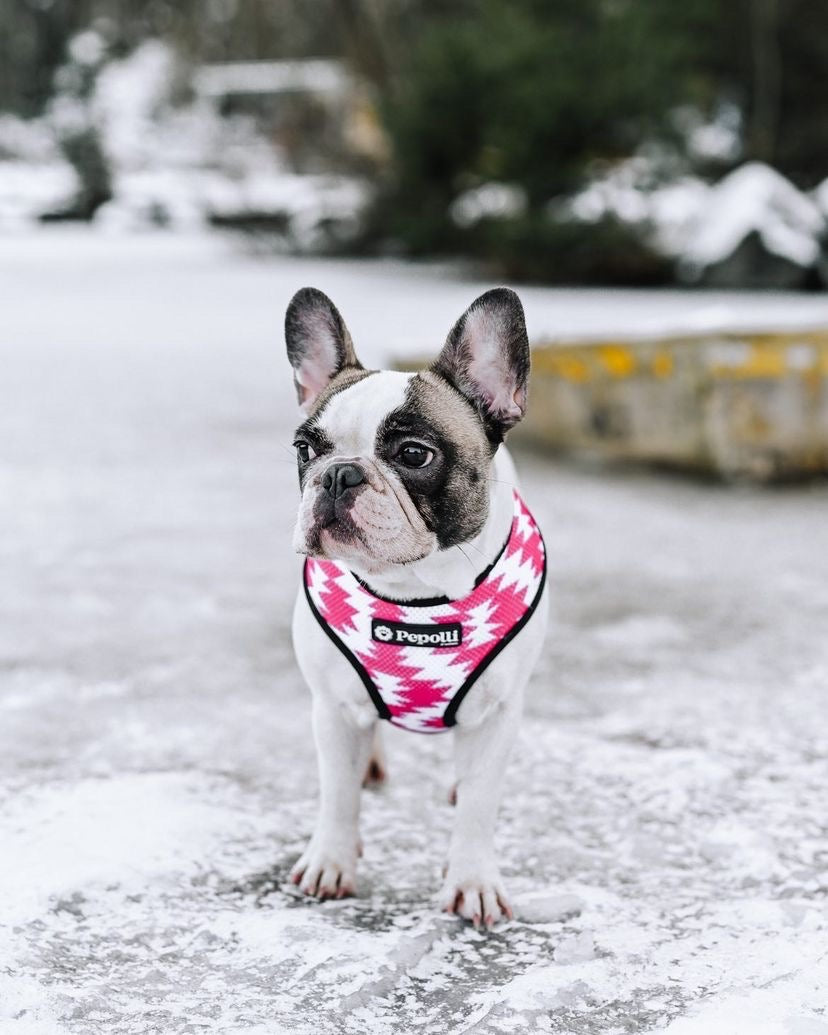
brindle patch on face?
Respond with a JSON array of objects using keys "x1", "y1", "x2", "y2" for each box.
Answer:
[{"x1": 375, "y1": 371, "x2": 494, "y2": 550}]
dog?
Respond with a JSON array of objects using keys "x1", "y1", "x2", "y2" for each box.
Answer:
[{"x1": 285, "y1": 286, "x2": 548, "y2": 928}]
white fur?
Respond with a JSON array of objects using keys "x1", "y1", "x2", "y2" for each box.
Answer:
[
  {"x1": 317, "y1": 371, "x2": 412, "y2": 454},
  {"x1": 289, "y1": 377, "x2": 549, "y2": 927}
]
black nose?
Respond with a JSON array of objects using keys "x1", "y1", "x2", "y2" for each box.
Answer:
[{"x1": 322, "y1": 462, "x2": 365, "y2": 499}]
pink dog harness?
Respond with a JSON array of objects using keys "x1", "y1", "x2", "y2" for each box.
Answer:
[{"x1": 303, "y1": 491, "x2": 546, "y2": 733}]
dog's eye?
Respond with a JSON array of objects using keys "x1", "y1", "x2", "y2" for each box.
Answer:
[
  {"x1": 396, "y1": 442, "x2": 434, "y2": 469},
  {"x1": 294, "y1": 441, "x2": 318, "y2": 464}
]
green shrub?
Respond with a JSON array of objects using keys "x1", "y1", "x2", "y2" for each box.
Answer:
[
  {"x1": 377, "y1": 0, "x2": 686, "y2": 260},
  {"x1": 466, "y1": 214, "x2": 673, "y2": 285}
]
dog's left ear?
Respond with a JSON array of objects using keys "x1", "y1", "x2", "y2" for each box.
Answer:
[
  {"x1": 285, "y1": 287, "x2": 363, "y2": 412},
  {"x1": 432, "y1": 288, "x2": 530, "y2": 441}
]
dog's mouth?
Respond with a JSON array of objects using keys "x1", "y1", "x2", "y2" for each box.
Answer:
[
  {"x1": 304, "y1": 507, "x2": 362, "y2": 555},
  {"x1": 296, "y1": 464, "x2": 438, "y2": 569},
  {"x1": 305, "y1": 512, "x2": 432, "y2": 571},
  {"x1": 319, "y1": 514, "x2": 359, "y2": 543}
]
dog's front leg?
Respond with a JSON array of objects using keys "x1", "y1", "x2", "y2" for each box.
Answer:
[
  {"x1": 440, "y1": 694, "x2": 521, "y2": 927},
  {"x1": 290, "y1": 699, "x2": 374, "y2": 899}
]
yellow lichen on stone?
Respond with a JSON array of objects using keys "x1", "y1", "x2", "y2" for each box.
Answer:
[
  {"x1": 597, "y1": 345, "x2": 636, "y2": 378},
  {"x1": 651, "y1": 351, "x2": 674, "y2": 378}
]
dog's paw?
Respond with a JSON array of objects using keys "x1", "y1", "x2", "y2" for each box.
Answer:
[
  {"x1": 290, "y1": 841, "x2": 357, "y2": 900},
  {"x1": 439, "y1": 866, "x2": 513, "y2": 929}
]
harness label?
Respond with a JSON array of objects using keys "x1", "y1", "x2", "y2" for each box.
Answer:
[{"x1": 371, "y1": 618, "x2": 462, "y2": 649}]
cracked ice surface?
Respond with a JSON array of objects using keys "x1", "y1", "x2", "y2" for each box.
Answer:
[{"x1": 1, "y1": 230, "x2": 827, "y2": 1034}]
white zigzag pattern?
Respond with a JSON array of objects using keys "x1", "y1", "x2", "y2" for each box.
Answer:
[
  {"x1": 497, "y1": 546, "x2": 538, "y2": 599},
  {"x1": 371, "y1": 668, "x2": 409, "y2": 711},
  {"x1": 464, "y1": 597, "x2": 501, "y2": 649},
  {"x1": 514, "y1": 506, "x2": 534, "y2": 542},
  {"x1": 306, "y1": 559, "x2": 327, "y2": 600}
]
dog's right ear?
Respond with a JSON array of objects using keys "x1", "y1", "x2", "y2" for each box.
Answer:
[{"x1": 285, "y1": 287, "x2": 363, "y2": 412}]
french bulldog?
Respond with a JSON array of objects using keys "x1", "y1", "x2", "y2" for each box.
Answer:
[{"x1": 285, "y1": 286, "x2": 548, "y2": 928}]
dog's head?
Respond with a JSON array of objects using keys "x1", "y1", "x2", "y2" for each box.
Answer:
[{"x1": 285, "y1": 287, "x2": 529, "y2": 576}]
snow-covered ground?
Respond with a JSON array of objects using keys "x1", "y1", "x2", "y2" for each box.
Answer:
[{"x1": 1, "y1": 230, "x2": 827, "y2": 1034}]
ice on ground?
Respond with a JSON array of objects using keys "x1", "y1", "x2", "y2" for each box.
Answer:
[
  {"x1": 513, "y1": 891, "x2": 584, "y2": 924},
  {"x1": 0, "y1": 231, "x2": 826, "y2": 1033},
  {"x1": 654, "y1": 958, "x2": 828, "y2": 1035},
  {"x1": 0, "y1": 773, "x2": 257, "y2": 924}
]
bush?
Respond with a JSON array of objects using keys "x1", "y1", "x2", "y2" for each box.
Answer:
[
  {"x1": 466, "y1": 214, "x2": 673, "y2": 285},
  {"x1": 377, "y1": 0, "x2": 686, "y2": 259}
]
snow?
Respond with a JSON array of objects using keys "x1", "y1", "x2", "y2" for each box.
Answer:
[
  {"x1": 557, "y1": 159, "x2": 715, "y2": 258},
  {"x1": 0, "y1": 114, "x2": 63, "y2": 164},
  {"x1": 194, "y1": 59, "x2": 351, "y2": 98},
  {"x1": 67, "y1": 29, "x2": 106, "y2": 68},
  {"x1": 0, "y1": 42, "x2": 370, "y2": 240},
  {"x1": 557, "y1": 157, "x2": 827, "y2": 279},
  {"x1": 0, "y1": 161, "x2": 78, "y2": 227},
  {"x1": 672, "y1": 103, "x2": 743, "y2": 165},
  {"x1": 0, "y1": 116, "x2": 80, "y2": 227},
  {"x1": 647, "y1": 178, "x2": 713, "y2": 255},
  {"x1": 5, "y1": 229, "x2": 828, "y2": 355},
  {"x1": 450, "y1": 182, "x2": 528, "y2": 228},
  {"x1": 681, "y1": 162, "x2": 825, "y2": 272},
  {"x1": 92, "y1": 40, "x2": 181, "y2": 171},
  {"x1": 564, "y1": 158, "x2": 656, "y2": 225},
  {"x1": 1, "y1": 230, "x2": 827, "y2": 1033},
  {"x1": 2, "y1": 37, "x2": 825, "y2": 287},
  {"x1": 554, "y1": 152, "x2": 716, "y2": 255},
  {"x1": 654, "y1": 961, "x2": 828, "y2": 1035},
  {"x1": 812, "y1": 176, "x2": 828, "y2": 219}
]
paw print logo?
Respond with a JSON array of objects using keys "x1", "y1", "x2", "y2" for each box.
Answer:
[{"x1": 375, "y1": 624, "x2": 393, "y2": 642}]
